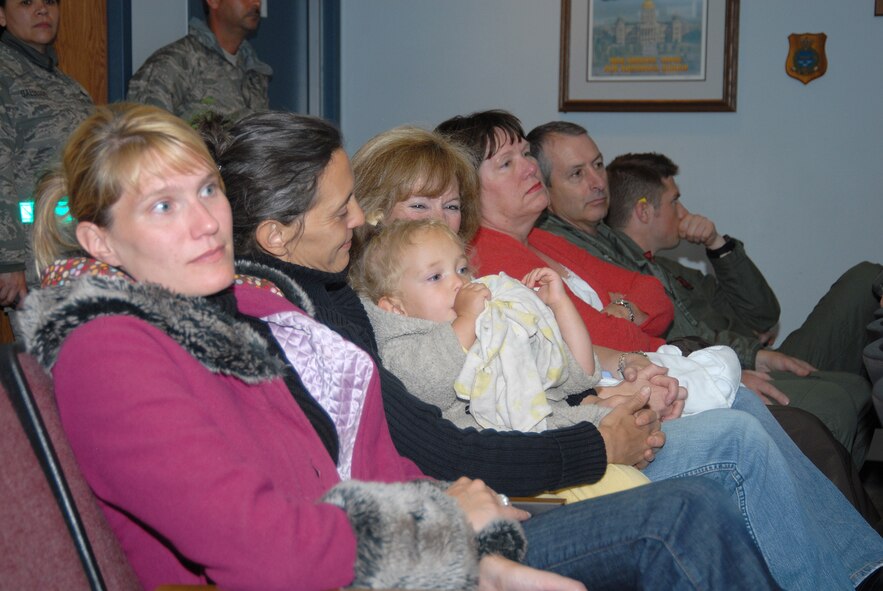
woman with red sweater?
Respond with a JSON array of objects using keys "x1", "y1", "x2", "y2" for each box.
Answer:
[{"x1": 436, "y1": 109, "x2": 883, "y2": 590}]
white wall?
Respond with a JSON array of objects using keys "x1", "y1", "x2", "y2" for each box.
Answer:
[{"x1": 341, "y1": 0, "x2": 883, "y2": 343}]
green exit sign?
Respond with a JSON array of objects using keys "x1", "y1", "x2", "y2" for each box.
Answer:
[{"x1": 18, "y1": 199, "x2": 71, "y2": 224}]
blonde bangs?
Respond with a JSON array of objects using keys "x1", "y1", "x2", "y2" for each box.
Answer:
[
  {"x1": 81, "y1": 124, "x2": 221, "y2": 225},
  {"x1": 116, "y1": 141, "x2": 221, "y2": 197}
]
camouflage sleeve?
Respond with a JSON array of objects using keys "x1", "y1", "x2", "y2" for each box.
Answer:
[
  {"x1": 0, "y1": 82, "x2": 27, "y2": 272},
  {"x1": 126, "y1": 50, "x2": 185, "y2": 115}
]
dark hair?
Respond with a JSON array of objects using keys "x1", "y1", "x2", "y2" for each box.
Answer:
[
  {"x1": 0, "y1": 0, "x2": 62, "y2": 6},
  {"x1": 610, "y1": 152, "x2": 679, "y2": 179},
  {"x1": 201, "y1": 111, "x2": 343, "y2": 257},
  {"x1": 526, "y1": 121, "x2": 589, "y2": 187},
  {"x1": 605, "y1": 152, "x2": 679, "y2": 229},
  {"x1": 435, "y1": 110, "x2": 526, "y2": 170}
]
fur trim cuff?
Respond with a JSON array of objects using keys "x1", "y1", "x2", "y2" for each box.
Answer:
[
  {"x1": 476, "y1": 519, "x2": 527, "y2": 562},
  {"x1": 322, "y1": 480, "x2": 479, "y2": 589}
]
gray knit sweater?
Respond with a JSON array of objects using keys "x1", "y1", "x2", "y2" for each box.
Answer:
[{"x1": 362, "y1": 297, "x2": 610, "y2": 430}]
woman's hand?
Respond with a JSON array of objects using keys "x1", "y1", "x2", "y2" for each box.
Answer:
[
  {"x1": 660, "y1": 387, "x2": 687, "y2": 421},
  {"x1": 446, "y1": 477, "x2": 529, "y2": 533},
  {"x1": 616, "y1": 351, "x2": 652, "y2": 380},
  {"x1": 479, "y1": 555, "x2": 586, "y2": 591},
  {"x1": 603, "y1": 292, "x2": 649, "y2": 325},
  {"x1": 597, "y1": 359, "x2": 680, "y2": 420},
  {"x1": 621, "y1": 362, "x2": 685, "y2": 422},
  {"x1": 522, "y1": 267, "x2": 566, "y2": 307},
  {"x1": 0, "y1": 271, "x2": 27, "y2": 307},
  {"x1": 597, "y1": 388, "x2": 663, "y2": 466}
]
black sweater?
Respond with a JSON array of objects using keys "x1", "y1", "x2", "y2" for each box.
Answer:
[{"x1": 241, "y1": 253, "x2": 608, "y2": 496}]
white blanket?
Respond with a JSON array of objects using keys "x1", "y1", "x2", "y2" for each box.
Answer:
[{"x1": 454, "y1": 273, "x2": 570, "y2": 432}]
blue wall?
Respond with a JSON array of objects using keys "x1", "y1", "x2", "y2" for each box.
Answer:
[{"x1": 340, "y1": 0, "x2": 883, "y2": 340}]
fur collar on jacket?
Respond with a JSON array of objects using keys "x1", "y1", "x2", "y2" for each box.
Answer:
[
  {"x1": 16, "y1": 273, "x2": 285, "y2": 384},
  {"x1": 234, "y1": 258, "x2": 316, "y2": 317}
]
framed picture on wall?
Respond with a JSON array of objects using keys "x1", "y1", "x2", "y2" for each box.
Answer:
[{"x1": 559, "y1": 0, "x2": 740, "y2": 112}]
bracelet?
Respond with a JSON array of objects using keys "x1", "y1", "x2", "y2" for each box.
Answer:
[
  {"x1": 612, "y1": 298, "x2": 636, "y2": 322},
  {"x1": 618, "y1": 351, "x2": 649, "y2": 378}
]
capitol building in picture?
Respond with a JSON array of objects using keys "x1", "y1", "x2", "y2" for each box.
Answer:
[{"x1": 590, "y1": 0, "x2": 704, "y2": 77}]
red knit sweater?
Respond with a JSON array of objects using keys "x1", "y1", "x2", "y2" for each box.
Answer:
[{"x1": 471, "y1": 226, "x2": 671, "y2": 352}]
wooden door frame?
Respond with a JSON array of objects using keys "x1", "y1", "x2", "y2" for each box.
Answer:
[{"x1": 55, "y1": 0, "x2": 108, "y2": 103}]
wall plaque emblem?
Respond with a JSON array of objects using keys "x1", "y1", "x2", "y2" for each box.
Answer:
[{"x1": 787, "y1": 33, "x2": 827, "y2": 84}]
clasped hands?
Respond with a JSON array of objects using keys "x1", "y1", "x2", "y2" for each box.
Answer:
[{"x1": 595, "y1": 361, "x2": 686, "y2": 468}]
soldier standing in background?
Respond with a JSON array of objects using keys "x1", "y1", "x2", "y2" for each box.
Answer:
[
  {"x1": 127, "y1": 0, "x2": 272, "y2": 123},
  {"x1": 0, "y1": 0, "x2": 94, "y2": 307}
]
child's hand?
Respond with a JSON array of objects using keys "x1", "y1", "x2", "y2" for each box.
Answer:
[
  {"x1": 522, "y1": 267, "x2": 566, "y2": 307},
  {"x1": 454, "y1": 282, "x2": 491, "y2": 320}
]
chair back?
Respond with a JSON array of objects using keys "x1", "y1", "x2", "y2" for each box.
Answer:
[{"x1": 0, "y1": 343, "x2": 141, "y2": 590}]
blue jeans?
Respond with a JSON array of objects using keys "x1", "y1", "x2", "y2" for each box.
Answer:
[
  {"x1": 521, "y1": 477, "x2": 779, "y2": 590},
  {"x1": 645, "y1": 387, "x2": 883, "y2": 589}
]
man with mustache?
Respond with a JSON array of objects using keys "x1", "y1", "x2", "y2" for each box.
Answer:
[{"x1": 128, "y1": 0, "x2": 272, "y2": 123}]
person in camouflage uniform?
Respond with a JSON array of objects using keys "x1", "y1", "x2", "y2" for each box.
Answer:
[
  {"x1": 127, "y1": 0, "x2": 271, "y2": 124},
  {"x1": 527, "y1": 121, "x2": 878, "y2": 463},
  {"x1": 0, "y1": 0, "x2": 94, "y2": 306}
]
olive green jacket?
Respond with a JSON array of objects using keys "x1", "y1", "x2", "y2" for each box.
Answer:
[{"x1": 538, "y1": 212, "x2": 781, "y2": 369}]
